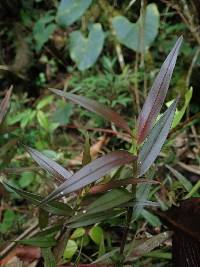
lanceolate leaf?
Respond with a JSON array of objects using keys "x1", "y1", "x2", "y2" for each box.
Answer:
[
  {"x1": 40, "y1": 151, "x2": 135, "y2": 205},
  {"x1": 138, "y1": 98, "x2": 178, "y2": 176},
  {"x1": 24, "y1": 146, "x2": 72, "y2": 183},
  {"x1": 137, "y1": 36, "x2": 183, "y2": 144},
  {"x1": 2, "y1": 181, "x2": 73, "y2": 216},
  {"x1": 85, "y1": 189, "x2": 133, "y2": 215},
  {"x1": 49, "y1": 88, "x2": 132, "y2": 135},
  {"x1": 0, "y1": 86, "x2": 12, "y2": 124}
]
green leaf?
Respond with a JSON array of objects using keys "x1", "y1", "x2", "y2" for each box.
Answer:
[
  {"x1": 86, "y1": 189, "x2": 133, "y2": 215},
  {"x1": 167, "y1": 87, "x2": 193, "y2": 128},
  {"x1": 33, "y1": 13, "x2": 56, "y2": 51},
  {"x1": 112, "y1": 3, "x2": 159, "y2": 52},
  {"x1": 18, "y1": 236, "x2": 56, "y2": 248},
  {"x1": 141, "y1": 209, "x2": 161, "y2": 227},
  {"x1": 63, "y1": 239, "x2": 78, "y2": 259},
  {"x1": 56, "y1": 0, "x2": 92, "y2": 27},
  {"x1": 39, "y1": 208, "x2": 49, "y2": 229},
  {"x1": 69, "y1": 23, "x2": 105, "y2": 70},
  {"x1": 89, "y1": 225, "x2": 104, "y2": 246},
  {"x1": 166, "y1": 165, "x2": 193, "y2": 192},
  {"x1": 68, "y1": 210, "x2": 120, "y2": 228},
  {"x1": 41, "y1": 247, "x2": 56, "y2": 267},
  {"x1": 37, "y1": 110, "x2": 49, "y2": 131},
  {"x1": 53, "y1": 101, "x2": 73, "y2": 125},
  {"x1": 0, "y1": 210, "x2": 16, "y2": 234},
  {"x1": 18, "y1": 171, "x2": 34, "y2": 188},
  {"x1": 36, "y1": 96, "x2": 54, "y2": 110},
  {"x1": 71, "y1": 227, "x2": 85, "y2": 239},
  {"x1": 2, "y1": 181, "x2": 73, "y2": 216}
]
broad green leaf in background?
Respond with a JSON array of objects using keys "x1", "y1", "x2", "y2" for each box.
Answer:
[
  {"x1": 19, "y1": 171, "x2": 34, "y2": 188},
  {"x1": 138, "y1": 98, "x2": 178, "y2": 176},
  {"x1": 53, "y1": 101, "x2": 73, "y2": 125},
  {"x1": 56, "y1": 0, "x2": 92, "y2": 27},
  {"x1": 33, "y1": 12, "x2": 56, "y2": 52},
  {"x1": 63, "y1": 239, "x2": 78, "y2": 259},
  {"x1": 69, "y1": 23, "x2": 105, "y2": 70},
  {"x1": 0, "y1": 209, "x2": 16, "y2": 234},
  {"x1": 112, "y1": 3, "x2": 159, "y2": 52},
  {"x1": 39, "y1": 151, "x2": 134, "y2": 204},
  {"x1": 89, "y1": 225, "x2": 104, "y2": 246},
  {"x1": 166, "y1": 87, "x2": 193, "y2": 128},
  {"x1": 71, "y1": 227, "x2": 85, "y2": 239}
]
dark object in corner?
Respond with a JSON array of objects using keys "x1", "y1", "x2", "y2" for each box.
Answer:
[{"x1": 156, "y1": 198, "x2": 200, "y2": 267}]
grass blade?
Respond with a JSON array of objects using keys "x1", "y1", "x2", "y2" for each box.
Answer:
[
  {"x1": 137, "y1": 36, "x2": 182, "y2": 144},
  {"x1": 24, "y1": 146, "x2": 72, "y2": 183},
  {"x1": 49, "y1": 88, "x2": 132, "y2": 135},
  {"x1": 40, "y1": 151, "x2": 135, "y2": 205},
  {"x1": 138, "y1": 98, "x2": 178, "y2": 176}
]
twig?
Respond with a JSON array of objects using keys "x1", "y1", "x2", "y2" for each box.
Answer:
[
  {"x1": 0, "y1": 220, "x2": 39, "y2": 259},
  {"x1": 186, "y1": 47, "x2": 200, "y2": 87}
]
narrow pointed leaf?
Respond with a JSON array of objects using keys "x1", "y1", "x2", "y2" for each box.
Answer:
[
  {"x1": 17, "y1": 236, "x2": 56, "y2": 248},
  {"x1": 138, "y1": 98, "x2": 178, "y2": 176},
  {"x1": 137, "y1": 36, "x2": 183, "y2": 144},
  {"x1": 0, "y1": 86, "x2": 12, "y2": 124},
  {"x1": 85, "y1": 189, "x2": 133, "y2": 215},
  {"x1": 50, "y1": 88, "x2": 132, "y2": 135},
  {"x1": 40, "y1": 151, "x2": 135, "y2": 205},
  {"x1": 68, "y1": 210, "x2": 120, "y2": 228},
  {"x1": 2, "y1": 181, "x2": 73, "y2": 216},
  {"x1": 24, "y1": 146, "x2": 72, "y2": 183}
]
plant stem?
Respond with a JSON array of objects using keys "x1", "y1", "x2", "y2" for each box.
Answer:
[{"x1": 118, "y1": 206, "x2": 133, "y2": 265}]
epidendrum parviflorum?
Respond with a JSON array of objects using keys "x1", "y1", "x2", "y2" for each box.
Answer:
[{"x1": 1, "y1": 36, "x2": 184, "y2": 266}]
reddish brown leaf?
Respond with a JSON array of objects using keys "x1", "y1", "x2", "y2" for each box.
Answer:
[
  {"x1": 24, "y1": 145, "x2": 72, "y2": 183},
  {"x1": 40, "y1": 151, "x2": 135, "y2": 205},
  {"x1": 138, "y1": 98, "x2": 178, "y2": 176},
  {"x1": 49, "y1": 88, "x2": 132, "y2": 135},
  {"x1": 137, "y1": 36, "x2": 182, "y2": 144}
]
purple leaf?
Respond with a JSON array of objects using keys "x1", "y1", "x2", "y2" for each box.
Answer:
[
  {"x1": 49, "y1": 88, "x2": 132, "y2": 135},
  {"x1": 40, "y1": 150, "x2": 135, "y2": 205},
  {"x1": 24, "y1": 146, "x2": 72, "y2": 183},
  {"x1": 137, "y1": 36, "x2": 183, "y2": 144},
  {"x1": 138, "y1": 98, "x2": 178, "y2": 176},
  {"x1": 0, "y1": 86, "x2": 12, "y2": 124}
]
